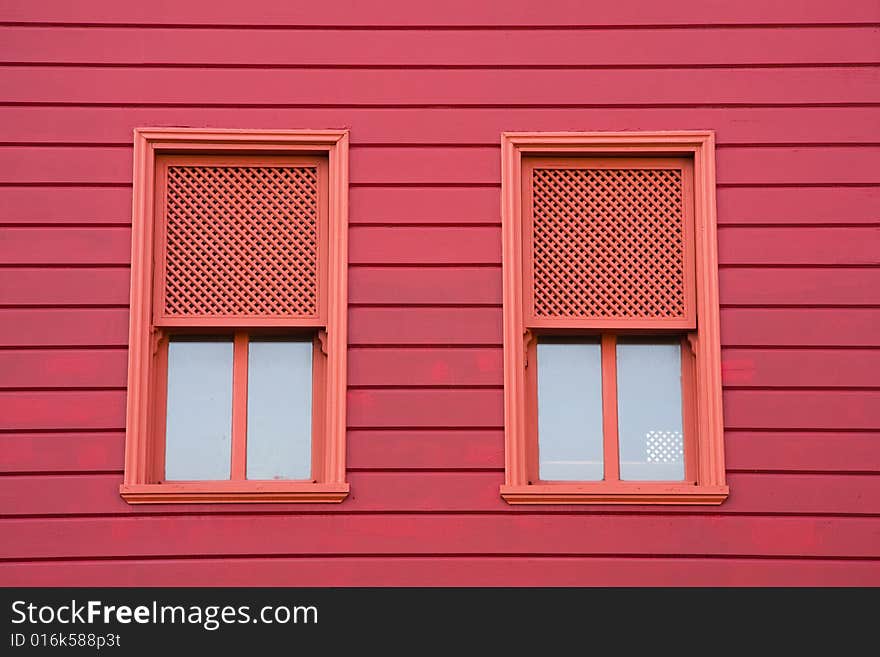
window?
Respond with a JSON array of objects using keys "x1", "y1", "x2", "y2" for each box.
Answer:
[
  {"x1": 121, "y1": 129, "x2": 349, "y2": 503},
  {"x1": 500, "y1": 132, "x2": 728, "y2": 504}
]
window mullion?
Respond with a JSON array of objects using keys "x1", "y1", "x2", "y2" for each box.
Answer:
[
  {"x1": 230, "y1": 331, "x2": 249, "y2": 481},
  {"x1": 601, "y1": 333, "x2": 620, "y2": 483}
]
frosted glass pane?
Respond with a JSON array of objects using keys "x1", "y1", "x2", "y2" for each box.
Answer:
[
  {"x1": 165, "y1": 340, "x2": 233, "y2": 481},
  {"x1": 537, "y1": 338, "x2": 604, "y2": 480},
  {"x1": 617, "y1": 339, "x2": 685, "y2": 481},
  {"x1": 246, "y1": 340, "x2": 313, "y2": 480}
]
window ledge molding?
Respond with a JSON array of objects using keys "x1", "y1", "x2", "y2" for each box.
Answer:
[
  {"x1": 120, "y1": 482, "x2": 350, "y2": 504},
  {"x1": 500, "y1": 484, "x2": 728, "y2": 505}
]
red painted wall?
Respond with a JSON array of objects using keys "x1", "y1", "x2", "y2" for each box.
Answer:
[{"x1": 1, "y1": 1, "x2": 879, "y2": 585}]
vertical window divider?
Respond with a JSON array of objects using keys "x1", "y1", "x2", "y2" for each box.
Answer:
[
  {"x1": 601, "y1": 334, "x2": 620, "y2": 483},
  {"x1": 230, "y1": 331, "x2": 249, "y2": 481}
]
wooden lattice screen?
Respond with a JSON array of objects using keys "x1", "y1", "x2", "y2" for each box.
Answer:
[{"x1": 161, "y1": 165, "x2": 320, "y2": 319}]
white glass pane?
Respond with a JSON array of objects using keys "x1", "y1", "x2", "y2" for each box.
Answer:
[
  {"x1": 246, "y1": 340, "x2": 313, "y2": 480},
  {"x1": 165, "y1": 340, "x2": 233, "y2": 481},
  {"x1": 537, "y1": 338, "x2": 604, "y2": 481},
  {"x1": 617, "y1": 339, "x2": 685, "y2": 481}
]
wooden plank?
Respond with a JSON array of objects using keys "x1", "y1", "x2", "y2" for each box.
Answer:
[
  {"x1": 2, "y1": 0, "x2": 876, "y2": 26},
  {"x1": 723, "y1": 389, "x2": 880, "y2": 429},
  {"x1": 348, "y1": 389, "x2": 504, "y2": 428},
  {"x1": 721, "y1": 309, "x2": 880, "y2": 346},
  {"x1": 1, "y1": 308, "x2": 876, "y2": 349},
  {"x1": 718, "y1": 227, "x2": 880, "y2": 265},
  {"x1": 717, "y1": 187, "x2": 880, "y2": 224},
  {"x1": 4, "y1": 429, "x2": 877, "y2": 475},
  {"x1": 350, "y1": 226, "x2": 501, "y2": 264},
  {"x1": 719, "y1": 268, "x2": 880, "y2": 305},
  {"x1": 0, "y1": 390, "x2": 125, "y2": 430},
  {"x1": 6, "y1": 225, "x2": 878, "y2": 269},
  {"x1": 3, "y1": 185, "x2": 876, "y2": 227},
  {"x1": 4, "y1": 471, "x2": 880, "y2": 517},
  {"x1": 4, "y1": 27, "x2": 878, "y2": 66},
  {"x1": 726, "y1": 431, "x2": 880, "y2": 472},
  {"x1": 721, "y1": 349, "x2": 880, "y2": 387},
  {"x1": 2, "y1": 514, "x2": 877, "y2": 559},
  {"x1": 0, "y1": 187, "x2": 133, "y2": 225},
  {"x1": 350, "y1": 267, "x2": 501, "y2": 305},
  {"x1": 349, "y1": 307, "x2": 503, "y2": 345},
  {"x1": 0, "y1": 349, "x2": 127, "y2": 388},
  {"x1": 349, "y1": 347, "x2": 503, "y2": 387},
  {"x1": 0, "y1": 268, "x2": 131, "y2": 305},
  {"x1": 3, "y1": 556, "x2": 878, "y2": 587},
  {"x1": 0, "y1": 431, "x2": 124, "y2": 473},
  {"x1": 348, "y1": 429, "x2": 503, "y2": 470},
  {"x1": 0, "y1": 227, "x2": 131, "y2": 264},
  {"x1": 2, "y1": 67, "x2": 877, "y2": 105},
  {"x1": 3, "y1": 107, "x2": 879, "y2": 146},
  {"x1": 3, "y1": 145, "x2": 878, "y2": 185},
  {"x1": 0, "y1": 309, "x2": 130, "y2": 346},
  {"x1": 0, "y1": 345, "x2": 873, "y2": 391}
]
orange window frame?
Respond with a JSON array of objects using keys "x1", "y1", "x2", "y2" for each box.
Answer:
[
  {"x1": 500, "y1": 132, "x2": 728, "y2": 505},
  {"x1": 121, "y1": 129, "x2": 350, "y2": 504}
]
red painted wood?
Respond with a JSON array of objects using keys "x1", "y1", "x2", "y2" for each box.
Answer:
[
  {"x1": 349, "y1": 308, "x2": 502, "y2": 345},
  {"x1": 721, "y1": 349, "x2": 880, "y2": 387},
  {"x1": 4, "y1": 145, "x2": 879, "y2": 185},
  {"x1": 723, "y1": 390, "x2": 880, "y2": 429},
  {"x1": 3, "y1": 68, "x2": 876, "y2": 105},
  {"x1": 0, "y1": 309, "x2": 130, "y2": 346},
  {"x1": 350, "y1": 268, "x2": 500, "y2": 305},
  {"x1": 719, "y1": 227, "x2": 880, "y2": 265},
  {"x1": 4, "y1": 471, "x2": 880, "y2": 517},
  {"x1": 0, "y1": 227, "x2": 132, "y2": 264},
  {"x1": 5, "y1": 388, "x2": 876, "y2": 432},
  {"x1": 0, "y1": 391, "x2": 126, "y2": 430},
  {"x1": 349, "y1": 347, "x2": 503, "y2": 387},
  {"x1": 4, "y1": 430, "x2": 879, "y2": 476},
  {"x1": 0, "y1": 432, "x2": 124, "y2": 473},
  {"x1": 3, "y1": 515, "x2": 876, "y2": 560},
  {"x1": 726, "y1": 432, "x2": 880, "y2": 472},
  {"x1": 353, "y1": 267, "x2": 879, "y2": 307},
  {"x1": 3, "y1": 0, "x2": 876, "y2": 26},
  {"x1": 350, "y1": 227, "x2": 501, "y2": 264},
  {"x1": 0, "y1": 308, "x2": 876, "y2": 351},
  {"x1": 3, "y1": 345, "x2": 873, "y2": 391},
  {"x1": 0, "y1": 349, "x2": 127, "y2": 388},
  {"x1": 4, "y1": 107, "x2": 879, "y2": 146},
  {"x1": 6, "y1": 27, "x2": 878, "y2": 66},
  {"x1": 348, "y1": 389, "x2": 504, "y2": 428},
  {"x1": 0, "y1": 187, "x2": 133, "y2": 225},
  {"x1": 0, "y1": 268, "x2": 130, "y2": 306},
  {"x1": 7, "y1": 226, "x2": 878, "y2": 270},
  {"x1": 719, "y1": 268, "x2": 880, "y2": 306},
  {"x1": 717, "y1": 187, "x2": 880, "y2": 224},
  {"x1": 721, "y1": 309, "x2": 880, "y2": 346},
  {"x1": 3, "y1": 185, "x2": 876, "y2": 227},
  {"x1": 2, "y1": 557, "x2": 878, "y2": 587},
  {"x1": 348, "y1": 429, "x2": 504, "y2": 470},
  {"x1": 2, "y1": 1, "x2": 877, "y2": 586}
]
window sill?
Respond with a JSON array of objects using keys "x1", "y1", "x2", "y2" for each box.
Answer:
[
  {"x1": 120, "y1": 481, "x2": 350, "y2": 504},
  {"x1": 500, "y1": 483, "x2": 729, "y2": 505}
]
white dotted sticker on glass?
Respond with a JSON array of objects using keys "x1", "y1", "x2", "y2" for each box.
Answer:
[{"x1": 645, "y1": 430, "x2": 683, "y2": 463}]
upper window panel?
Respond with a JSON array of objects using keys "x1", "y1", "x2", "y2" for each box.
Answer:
[
  {"x1": 525, "y1": 157, "x2": 694, "y2": 329},
  {"x1": 155, "y1": 155, "x2": 327, "y2": 325}
]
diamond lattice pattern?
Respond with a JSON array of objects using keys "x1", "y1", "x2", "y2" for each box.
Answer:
[
  {"x1": 532, "y1": 168, "x2": 685, "y2": 319},
  {"x1": 163, "y1": 165, "x2": 319, "y2": 318}
]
